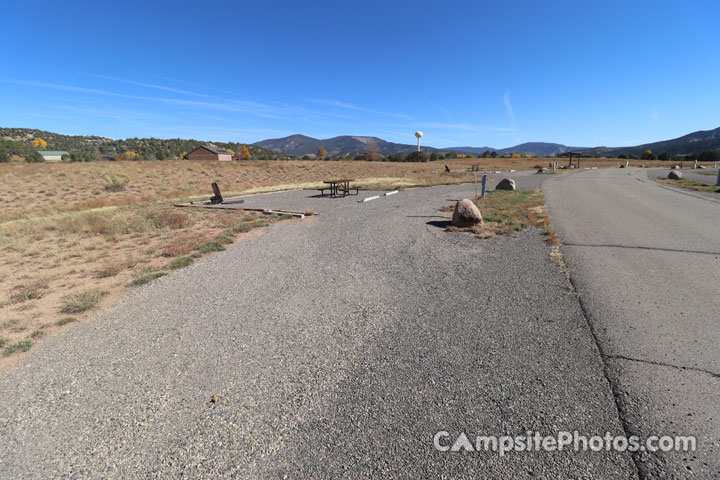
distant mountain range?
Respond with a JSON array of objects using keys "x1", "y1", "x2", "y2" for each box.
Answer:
[
  {"x1": 579, "y1": 127, "x2": 720, "y2": 157},
  {"x1": 254, "y1": 134, "x2": 584, "y2": 157},
  {"x1": 255, "y1": 128, "x2": 720, "y2": 157},
  {"x1": 3, "y1": 125, "x2": 719, "y2": 161},
  {"x1": 253, "y1": 134, "x2": 436, "y2": 157}
]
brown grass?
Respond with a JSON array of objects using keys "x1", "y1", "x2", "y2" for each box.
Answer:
[
  {"x1": 0, "y1": 194, "x2": 284, "y2": 370},
  {"x1": 1, "y1": 157, "x2": 694, "y2": 223},
  {"x1": 445, "y1": 189, "x2": 557, "y2": 244}
]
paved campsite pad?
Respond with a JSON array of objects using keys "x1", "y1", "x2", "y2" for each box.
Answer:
[{"x1": 0, "y1": 177, "x2": 635, "y2": 478}]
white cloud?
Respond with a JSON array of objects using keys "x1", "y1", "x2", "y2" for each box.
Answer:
[
  {"x1": 305, "y1": 98, "x2": 413, "y2": 121},
  {"x1": 504, "y1": 90, "x2": 515, "y2": 122}
]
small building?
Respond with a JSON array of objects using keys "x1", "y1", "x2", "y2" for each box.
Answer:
[
  {"x1": 38, "y1": 151, "x2": 70, "y2": 162},
  {"x1": 187, "y1": 145, "x2": 233, "y2": 161}
]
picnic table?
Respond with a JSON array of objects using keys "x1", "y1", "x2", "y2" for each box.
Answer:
[{"x1": 318, "y1": 179, "x2": 359, "y2": 198}]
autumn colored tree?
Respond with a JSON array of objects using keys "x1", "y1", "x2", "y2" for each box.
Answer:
[
  {"x1": 238, "y1": 145, "x2": 251, "y2": 160},
  {"x1": 32, "y1": 138, "x2": 48, "y2": 149},
  {"x1": 124, "y1": 151, "x2": 139, "y2": 160},
  {"x1": 179, "y1": 151, "x2": 187, "y2": 159},
  {"x1": 317, "y1": 146, "x2": 328, "y2": 160},
  {"x1": 364, "y1": 141, "x2": 380, "y2": 161}
]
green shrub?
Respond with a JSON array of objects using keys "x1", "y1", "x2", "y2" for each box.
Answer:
[
  {"x1": 70, "y1": 151, "x2": 95, "y2": 162},
  {"x1": 26, "y1": 151, "x2": 44, "y2": 162},
  {"x1": 406, "y1": 151, "x2": 431, "y2": 162}
]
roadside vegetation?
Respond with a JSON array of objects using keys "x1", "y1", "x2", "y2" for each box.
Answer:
[
  {"x1": 658, "y1": 177, "x2": 720, "y2": 193},
  {"x1": 445, "y1": 189, "x2": 558, "y2": 245},
  {"x1": 444, "y1": 189, "x2": 575, "y2": 292}
]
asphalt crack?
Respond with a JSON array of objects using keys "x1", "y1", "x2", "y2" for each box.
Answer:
[
  {"x1": 603, "y1": 354, "x2": 720, "y2": 379},
  {"x1": 567, "y1": 271, "x2": 647, "y2": 479},
  {"x1": 562, "y1": 243, "x2": 720, "y2": 257}
]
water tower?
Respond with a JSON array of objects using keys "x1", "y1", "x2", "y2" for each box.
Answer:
[{"x1": 415, "y1": 131, "x2": 423, "y2": 152}]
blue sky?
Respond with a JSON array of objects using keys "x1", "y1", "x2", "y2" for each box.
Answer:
[{"x1": 1, "y1": 0, "x2": 718, "y2": 148}]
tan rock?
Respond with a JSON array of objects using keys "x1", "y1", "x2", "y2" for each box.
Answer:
[{"x1": 451, "y1": 199, "x2": 483, "y2": 228}]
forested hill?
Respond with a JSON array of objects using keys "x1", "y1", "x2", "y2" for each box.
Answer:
[{"x1": 0, "y1": 127, "x2": 285, "y2": 161}]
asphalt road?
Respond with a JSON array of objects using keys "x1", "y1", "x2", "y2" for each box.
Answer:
[
  {"x1": 0, "y1": 176, "x2": 636, "y2": 478},
  {"x1": 544, "y1": 168, "x2": 720, "y2": 478}
]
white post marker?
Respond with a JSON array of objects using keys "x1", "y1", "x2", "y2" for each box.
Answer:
[
  {"x1": 626, "y1": 160, "x2": 629, "y2": 168},
  {"x1": 384, "y1": 190, "x2": 398, "y2": 196},
  {"x1": 694, "y1": 159, "x2": 698, "y2": 169},
  {"x1": 362, "y1": 195, "x2": 379, "y2": 202},
  {"x1": 481, "y1": 174, "x2": 488, "y2": 199}
]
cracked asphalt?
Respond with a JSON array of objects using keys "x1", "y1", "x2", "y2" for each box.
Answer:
[
  {"x1": 544, "y1": 167, "x2": 720, "y2": 478},
  {"x1": 0, "y1": 174, "x2": 637, "y2": 478}
]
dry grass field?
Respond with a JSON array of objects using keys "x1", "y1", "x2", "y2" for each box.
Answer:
[
  {"x1": 0, "y1": 156, "x2": 693, "y2": 368},
  {"x1": 0, "y1": 157, "x2": 684, "y2": 223}
]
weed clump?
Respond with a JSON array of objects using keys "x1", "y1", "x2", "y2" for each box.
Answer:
[
  {"x1": 131, "y1": 271, "x2": 167, "y2": 286},
  {"x1": 3, "y1": 340, "x2": 32, "y2": 356},
  {"x1": 102, "y1": 174, "x2": 129, "y2": 192},
  {"x1": 10, "y1": 278, "x2": 50, "y2": 304},
  {"x1": 168, "y1": 256, "x2": 193, "y2": 270},
  {"x1": 59, "y1": 289, "x2": 107, "y2": 313},
  {"x1": 198, "y1": 241, "x2": 225, "y2": 253}
]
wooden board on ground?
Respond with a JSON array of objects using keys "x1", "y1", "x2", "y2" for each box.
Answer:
[{"x1": 175, "y1": 199, "x2": 307, "y2": 218}]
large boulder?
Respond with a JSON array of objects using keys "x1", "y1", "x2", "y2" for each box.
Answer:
[
  {"x1": 671, "y1": 165, "x2": 680, "y2": 169},
  {"x1": 451, "y1": 199, "x2": 483, "y2": 228},
  {"x1": 537, "y1": 167, "x2": 549, "y2": 174},
  {"x1": 495, "y1": 178, "x2": 516, "y2": 191},
  {"x1": 668, "y1": 170, "x2": 683, "y2": 180}
]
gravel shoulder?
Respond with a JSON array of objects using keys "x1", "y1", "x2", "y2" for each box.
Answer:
[{"x1": 0, "y1": 178, "x2": 634, "y2": 478}]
